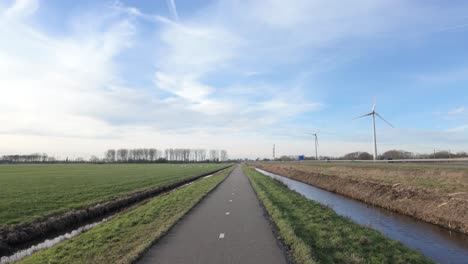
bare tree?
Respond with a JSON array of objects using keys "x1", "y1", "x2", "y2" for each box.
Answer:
[
  {"x1": 220, "y1": 150, "x2": 228, "y2": 161},
  {"x1": 89, "y1": 155, "x2": 100, "y2": 163},
  {"x1": 149, "y1": 148, "x2": 157, "y2": 161},
  {"x1": 116, "y1": 149, "x2": 128, "y2": 161},
  {"x1": 105, "y1": 149, "x2": 116, "y2": 162},
  {"x1": 342, "y1": 152, "x2": 372, "y2": 160},
  {"x1": 200, "y1": 149, "x2": 206, "y2": 161},
  {"x1": 128, "y1": 149, "x2": 135, "y2": 161},
  {"x1": 209, "y1": 149, "x2": 219, "y2": 162},
  {"x1": 165, "y1": 149, "x2": 170, "y2": 161},
  {"x1": 143, "y1": 149, "x2": 150, "y2": 161}
]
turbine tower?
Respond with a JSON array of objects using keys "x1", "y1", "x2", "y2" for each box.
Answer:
[
  {"x1": 273, "y1": 144, "x2": 275, "y2": 160},
  {"x1": 353, "y1": 98, "x2": 393, "y2": 160},
  {"x1": 306, "y1": 132, "x2": 319, "y2": 161}
]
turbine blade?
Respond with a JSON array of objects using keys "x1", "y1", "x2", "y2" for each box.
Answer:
[
  {"x1": 372, "y1": 97, "x2": 377, "y2": 112},
  {"x1": 353, "y1": 113, "x2": 372, "y2": 120},
  {"x1": 375, "y1": 112, "x2": 394, "y2": 127}
]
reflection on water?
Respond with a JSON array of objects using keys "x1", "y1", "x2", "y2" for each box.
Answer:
[
  {"x1": 256, "y1": 168, "x2": 468, "y2": 264},
  {"x1": 0, "y1": 217, "x2": 109, "y2": 264}
]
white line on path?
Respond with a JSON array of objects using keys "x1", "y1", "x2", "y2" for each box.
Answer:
[
  {"x1": 225, "y1": 212, "x2": 230, "y2": 215},
  {"x1": 229, "y1": 200, "x2": 232, "y2": 202},
  {"x1": 219, "y1": 233, "x2": 225, "y2": 239}
]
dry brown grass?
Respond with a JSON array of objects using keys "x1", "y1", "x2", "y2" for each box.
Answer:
[
  {"x1": 258, "y1": 162, "x2": 468, "y2": 195},
  {"x1": 253, "y1": 162, "x2": 468, "y2": 235}
]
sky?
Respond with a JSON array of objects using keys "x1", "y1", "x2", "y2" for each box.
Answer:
[{"x1": 0, "y1": 0, "x2": 468, "y2": 159}]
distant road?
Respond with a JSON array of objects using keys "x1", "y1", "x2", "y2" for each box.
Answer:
[{"x1": 138, "y1": 165, "x2": 287, "y2": 264}]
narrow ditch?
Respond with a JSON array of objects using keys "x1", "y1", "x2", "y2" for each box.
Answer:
[
  {"x1": 1, "y1": 217, "x2": 110, "y2": 263},
  {"x1": 255, "y1": 168, "x2": 468, "y2": 264},
  {"x1": 0, "y1": 166, "x2": 231, "y2": 262}
]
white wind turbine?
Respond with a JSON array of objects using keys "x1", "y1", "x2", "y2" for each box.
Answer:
[
  {"x1": 306, "y1": 132, "x2": 319, "y2": 161},
  {"x1": 353, "y1": 98, "x2": 393, "y2": 160}
]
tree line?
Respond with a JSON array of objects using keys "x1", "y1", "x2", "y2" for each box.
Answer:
[
  {"x1": 104, "y1": 148, "x2": 228, "y2": 162},
  {"x1": 0, "y1": 153, "x2": 53, "y2": 163},
  {"x1": 259, "y1": 149, "x2": 468, "y2": 161},
  {"x1": 0, "y1": 148, "x2": 228, "y2": 163},
  {"x1": 340, "y1": 150, "x2": 468, "y2": 160}
]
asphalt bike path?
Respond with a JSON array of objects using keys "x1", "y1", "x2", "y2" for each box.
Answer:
[{"x1": 137, "y1": 165, "x2": 287, "y2": 264}]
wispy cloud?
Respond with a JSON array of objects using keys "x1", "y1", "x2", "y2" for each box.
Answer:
[
  {"x1": 2, "y1": 0, "x2": 468, "y2": 158},
  {"x1": 416, "y1": 67, "x2": 468, "y2": 84},
  {"x1": 166, "y1": 0, "x2": 179, "y2": 21},
  {"x1": 448, "y1": 107, "x2": 466, "y2": 115},
  {"x1": 0, "y1": 2, "x2": 138, "y2": 138},
  {"x1": 3, "y1": 0, "x2": 39, "y2": 18},
  {"x1": 446, "y1": 125, "x2": 468, "y2": 133}
]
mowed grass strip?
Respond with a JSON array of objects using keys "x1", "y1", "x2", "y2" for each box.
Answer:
[
  {"x1": 18, "y1": 167, "x2": 232, "y2": 264},
  {"x1": 0, "y1": 163, "x2": 227, "y2": 226},
  {"x1": 243, "y1": 166, "x2": 433, "y2": 264}
]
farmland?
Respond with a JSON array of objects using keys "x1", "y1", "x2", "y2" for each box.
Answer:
[
  {"x1": 0, "y1": 163, "x2": 228, "y2": 226},
  {"x1": 243, "y1": 165, "x2": 433, "y2": 264},
  {"x1": 253, "y1": 162, "x2": 468, "y2": 234},
  {"x1": 258, "y1": 161, "x2": 468, "y2": 193},
  {"x1": 17, "y1": 167, "x2": 232, "y2": 264}
]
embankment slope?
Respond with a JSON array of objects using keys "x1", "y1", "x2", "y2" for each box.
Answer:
[{"x1": 254, "y1": 163, "x2": 468, "y2": 235}]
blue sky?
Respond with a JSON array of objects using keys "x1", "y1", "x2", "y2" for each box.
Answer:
[{"x1": 0, "y1": 0, "x2": 468, "y2": 159}]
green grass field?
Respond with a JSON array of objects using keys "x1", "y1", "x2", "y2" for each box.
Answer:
[
  {"x1": 0, "y1": 163, "x2": 228, "y2": 226},
  {"x1": 243, "y1": 165, "x2": 433, "y2": 264},
  {"x1": 18, "y1": 167, "x2": 232, "y2": 264}
]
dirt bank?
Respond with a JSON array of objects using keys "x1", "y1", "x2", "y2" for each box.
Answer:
[
  {"x1": 254, "y1": 164, "x2": 468, "y2": 235},
  {"x1": 0, "y1": 166, "x2": 231, "y2": 256}
]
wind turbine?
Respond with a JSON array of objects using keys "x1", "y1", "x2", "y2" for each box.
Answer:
[
  {"x1": 353, "y1": 98, "x2": 393, "y2": 160},
  {"x1": 306, "y1": 132, "x2": 319, "y2": 161}
]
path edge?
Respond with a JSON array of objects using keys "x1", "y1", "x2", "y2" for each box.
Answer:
[
  {"x1": 130, "y1": 165, "x2": 236, "y2": 264},
  {"x1": 242, "y1": 164, "x2": 294, "y2": 264}
]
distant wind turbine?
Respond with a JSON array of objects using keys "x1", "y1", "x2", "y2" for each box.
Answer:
[
  {"x1": 353, "y1": 98, "x2": 393, "y2": 160},
  {"x1": 306, "y1": 132, "x2": 319, "y2": 160}
]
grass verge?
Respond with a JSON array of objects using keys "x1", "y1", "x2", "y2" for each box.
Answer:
[
  {"x1": 17, "y1": 167, "x2": 233, "y2": 264},
  {"x1": 243, "y1": 165, "x2": 433, "y2": 264},
  {"x1": 252, "y1": 163, "x2": 468, "y2": 235}
]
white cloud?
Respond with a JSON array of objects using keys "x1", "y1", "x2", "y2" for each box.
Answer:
[
  {"x1": 166, "y1": 0, "x2": 179, "y2": 21},
  {"x1": 3, "y1": 0, "x2": 39, "y2": 18},
  {"x1": 448, "y1": 107, "x2": 466, "y2": 115},
  {"x1": 446, "y1": 125, "x2": 468, "y2": 133},
  {"x1": 416, "y1": 67, "x2": 468, "y2": 84},
  {"x1": 158, "y1": 22, "x2": 241, "y2": 74},
  {"x1": 2, "y1": 0, "x2": 468, "y2": 158},
  {"x1": 154, "y1": 72, "x2": 213, "y2": 102},
  {"x1": 0, "y1": 2, "x2": 137, "y2": 138}
]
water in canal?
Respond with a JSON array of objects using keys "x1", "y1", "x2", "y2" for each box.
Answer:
[{"x1": 255, "y1": 168, "x2": 468, "y2": 264}]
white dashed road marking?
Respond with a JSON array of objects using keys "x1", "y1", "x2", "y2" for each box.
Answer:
[
  {"x1": 225, "y1": 212, "x2": 230, "y2": 215},
  {"x1": 219, "y1": 233, "x2": 225, "y2": 239},
  {"x1": 229, "y1": 200, "x2": 232, "y2": 202}
]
